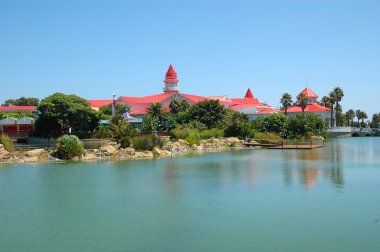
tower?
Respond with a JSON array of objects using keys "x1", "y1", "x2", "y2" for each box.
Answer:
[{"x1": 163, "y1": 65, "x2": 179, "y2": 92}]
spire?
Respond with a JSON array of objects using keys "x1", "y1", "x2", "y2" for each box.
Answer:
[
  {"x1": 163, "y1": 64, "x2": 179, "y2": 92},
  {"x1": 164, "y1": 64, "x2": 179, "y2": 83},
  {"x1": 244, "y1": 88, "x2": 254, "y2": 99}
]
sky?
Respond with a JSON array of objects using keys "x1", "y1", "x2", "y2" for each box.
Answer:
[{"x1": 1, "y1": 0, "x2": 379, "y2": 116}]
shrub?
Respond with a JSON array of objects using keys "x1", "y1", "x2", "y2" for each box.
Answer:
[
  {"x1": 0, "y1": 135, "x2": 15, "y2": 152},
  {"x1": 255, "y1": 132, "x2": 282, "y2": 141},
  {"x1": 200, "y1": 128, "x2": 224, "y2": 139},
  {"x1": 109, "y1": 119, "x2": 138, "y2": 143},
  {"x1": 171, "y1": 127, "x2": 200, "y2": 140},
  {"x1": 56, "y1": 134, "x2": 84, "y2": 160},
  {"x1": 224, "y1": 122, "x2": 256, "y2": 139},
  {"x1": 132, "y1": 134, "x2": 166, "y2": 151},
  {"x1": 185, "y1": 134, "x2": 201, "y2": 145}
]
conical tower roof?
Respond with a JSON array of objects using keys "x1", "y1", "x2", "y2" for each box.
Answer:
[
  {"x1": 164, "y1": 64, "x2": 179, "y2": 83},
  {"x1": 244, "y1": 88, "x2": 254, "y2": 99}
]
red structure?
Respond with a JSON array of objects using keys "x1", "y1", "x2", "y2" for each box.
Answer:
[{"x1": 89, "y1": 65, "x2": 276, "y2": 118}]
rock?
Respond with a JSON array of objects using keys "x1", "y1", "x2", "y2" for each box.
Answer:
[
  {"x1": 100, "y1": 145, "x2": 118, "y2": 156},
  {"x1": 134, "y1": 151, "x2": 154, "y2": 159},
  {"x1": 0, "y1": 144, "x2": 10, "y2": 162},
  {"x1": 24, "y1": 157, "x2": 39, "y2": 162},
  {"x1": 71, "y1": 156, "x2": 80, "y2": 161},
  {"x1": 25, "y1": 149, "x2": 49, "y2": 159},
  {"x1": 152, "y1": 147, "x2": 171, "y2": 157},
  {"x1": 177, "y1": 139, "x2": 190, "y2": 146},
  {"x1": 82, "y1": 153, "x2": 97, "y2": 161}
]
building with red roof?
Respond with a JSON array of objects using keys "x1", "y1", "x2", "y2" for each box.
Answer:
[
  {"x1": 283, "y1": 87, "x2": 335, "y2": 126},
  {"x1": 0, "y1": 106, "x2": 40, "y2": 115},
  {"x1": 89, "y1": 65, "x2": 276, "y2": 120}
]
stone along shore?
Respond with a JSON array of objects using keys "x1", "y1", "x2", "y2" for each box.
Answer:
[{"x1": 0, "y1": 137, "x2": 249, "y2": 164}]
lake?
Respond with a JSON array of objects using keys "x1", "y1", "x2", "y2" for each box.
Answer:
[{"x1": 1, "y1": 138, "x2": 380, "y2": 251}]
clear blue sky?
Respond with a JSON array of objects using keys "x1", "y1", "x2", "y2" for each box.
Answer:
[{"x1": 1, "y1": 0, "x2": 379, "y2": 116}]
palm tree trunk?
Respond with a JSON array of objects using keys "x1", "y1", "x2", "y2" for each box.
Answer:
[{"x1": 330, "y1": 105, "x2": 334, "y2": 127}]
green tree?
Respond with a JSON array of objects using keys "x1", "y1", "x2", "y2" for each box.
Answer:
[
  {"x1": 280, "y1": 93, "x2": 293, "y2": 116},
  {"x1": 286, "y1": 114, "x2": 326, "y2": 138},
  {"x1": 359, "y1": 111, "x2": 368, "y2": 127},
  {"x1": 345, "y1": 109, "x2": 355, "y2": 126},
  {"x1": 145, "y1": 103, "x2": 172, "y2": 131},
  {"x1": 297, "y1": 93, "x2": 308, "y2": 113},
  {"x1": 328, "y1": 91, "x2": 338, "y2": 127},
  {"x1": 2, "y1": 97, "x2": 39, "y2": 106},
  {"x1": 321, "y1": 96, "x2": 331, "y2": 108},
  {"x1": 332, "y1": 87, "x2": 344, "y2": 126},
  {"x1": 99, "y1": 103, "x2": 130, "y2": 117},
  {"x1": 261, "y1": 113, "x2": 289, "y2": 135},
  {"x1": 35, "y1": 93, "x2": 100, "y2": 136},
  {"x1": 355, "y1": 110, "x2": 362, "y2": 127},
  {"x1": 372, "y1": 113, "x2": 380, "y2": 128},
  {"x1": 109, "y1": 118, "x2": 138, "y2": 147},
  {"x1": 185, "y1": 100, "x2": 227, "y2": 129},
  {"x1": 169, "y1": 99, "x2": 190, "y2": 114}
]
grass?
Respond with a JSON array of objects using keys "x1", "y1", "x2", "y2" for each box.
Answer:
[
  {"x1": 0, "y1": 134, "x2": 15, "y2": 152},
  {"x1": 132, "y1": 135, "x2": 166, "y2": 151}
]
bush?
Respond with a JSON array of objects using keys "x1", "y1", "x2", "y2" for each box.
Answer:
[
  {"x1": 200, "y1": 128, "x2": 224, "y2": 139},
  {"x1": 224, "y1": 122, "x2": 256, "y2": 139},
  {"x1": 56, "y1": 135, "x2": 84, "y2": 160},
  {"x1": 171, "y1": 127, "x2": 200, "y2": 140},
  {"x1": 255, "y1": 132, "x2": 282, "y2": 141},
  {"x1": 0, "y1": 135, "x2": 15, "y2": 152},
  {"x1": 132, "y1": 134, "x2": 166, "y2": 151},
  {"x1": 109, "y1": 118, "x2": 138, "y2": 143},
  {"x1": 185, "y1": 134, "x2": 201, "y2": 145}
]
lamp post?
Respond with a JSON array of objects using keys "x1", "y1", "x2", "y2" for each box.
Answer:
[{"x1": 112, "y1": 92, "x2": 116, "y2": 117}]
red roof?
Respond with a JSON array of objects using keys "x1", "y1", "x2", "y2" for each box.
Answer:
[
  {"x1": 130, "y1": 107, "x2": 170, "y2": 115},
  {"x1": 89, "y1": 100, "x2": 113, "y2": 109},
  {"x1": 230, "y1": 98, "x2": 260, "y2": 105},
  {"x1": 245, "y1": 88, "x2": 254, "y2": 99},
  {"x1": 180, "y1": 93, "x2": 208, "y2": 103},
  {"x1": 297, "y1": 87, "x2": 318, "y2": 99},
  {"x1": 164, "y1": 64, "x2": 179, "y2": 83},
  {"x1": 285, "y1": 103, "x2": 331, "y2": 113},
  {"x1": 0, "y1": 106, "x2": 37, "y2": 111},
  {"x1": 118, "y1": 93, "x2": 175, "y2": 104}
]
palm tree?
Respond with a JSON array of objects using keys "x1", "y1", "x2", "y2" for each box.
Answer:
[
  {"x1": 345, "y1": 109, "x2": 355, "y2": 126},
  {"x1": 169, "y1": 99, "x2": 190, "y2": 114},
  {"x1": 146, "y1": 103, "x2": 165, "y2": 121},
  {"x1": 360, "y1": 111, "x2": 368, "y2": 127},
  {"x1": 321, "y1": 96, "x2": 331, "y2": 108},
  {"x1": 356, "y1": 110, "x2": 362, "y2": 127},
  {"x1": 297, "y1": 93, "x2": 308, "y2": 113},
  {"x1": 332, "y1": 87, "x2": 344, "y2": 126},
  {"x1": 329, "y1": 91, "x2": 337, "y2": 127},
  {"x1": 280, "y1": 93, "x2": 293, "y2": 116}
]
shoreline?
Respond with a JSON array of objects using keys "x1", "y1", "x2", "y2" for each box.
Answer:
[{"x1": 0, "y1": 137, "x2": 258, "y2": 164}]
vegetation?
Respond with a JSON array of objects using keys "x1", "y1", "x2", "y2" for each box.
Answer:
[
  {"x1": 280, "y1": 93, "x2": 293, "y2": 115},
  {"x1": 297, "y1": 93, "x2": 308, "y2": 113},
  {"x1": 0, "y1": 110, "x2": 36, "y2": 120},
  {"x1": 345, "y1": 109, "x2": 355, "y2": 126},
  {"x1": 286, "y1": 114, "x2": 326, "y2": 139},
  {"x1": 0, "y1": 135, "x2": 15, "y2": 152},
  {"x1": 108, "y1": 117, "x2": 138, "y2": 148},
  {"x1": 99, "y1": 103, "x2": 130, "y2": 117},
  {"x1": 132, "y1": 134, "x2": 166, "y2": 151},
  {"x1": 56, "y1": 135, "x2": 84, "y2": 160},
  {"x1": 35, "y1": 93, "x2": 100, "y2": 136},
  {"x1": 169, "y1": 99, "x2": 190, "y2": 114},
  {"x1": 184, "y1": 100, "x2": 227, "y2": 129},
  {"x1": 2, "y1": 97, "x2": 39, "y2": 106},
  {"x1": 145, "y1": 103, "x2": 172, "y2": 131}
]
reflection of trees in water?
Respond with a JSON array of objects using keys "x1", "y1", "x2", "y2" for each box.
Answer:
[
  {"x1": 298, "y1": 167, "x2": 318, "y2": 190},
  {"x1": 328, "y1": 140, "x2": 344, "y2": 188},
  {"x1": 282, "y1": 162, "x2": 293, "y2": 186}
]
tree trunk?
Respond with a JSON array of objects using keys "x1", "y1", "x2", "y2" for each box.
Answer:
[{"x1": 330, "y1": 105, "x2": 334, "y2": 127}]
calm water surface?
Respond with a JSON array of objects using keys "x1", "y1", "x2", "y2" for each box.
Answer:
[{"x1": 1, "y1": 138, "x2": 380, "y2": 251}]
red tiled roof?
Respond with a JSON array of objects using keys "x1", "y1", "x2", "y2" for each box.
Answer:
[
  {"x1": 245, "y1": 88, "x2": 254, "y2": 99},
  {"x1": 230, "y1": 98, "x2": 260, "y2": 105},
  {"x1": 256, "y1": 107, "x2": 276, "y2": 114},
  {"x1": 286, "y1": 103, "x2": 331, "y2": 113},
  {"x1": 118, "y1": 92, "x2": 175, "y2": 104},
  {"x1": 0, "y1": 106, "x2": 37, "y2": 111},
  {"x1": 297, "y1": 87, "x2": 318, "y2": 99},
  {"x1": 180, "y1": 93, "x2": 208, "y2": 103},
  {"x1": 130, "y1": 107, "x2": 170, "y2": 115},
  {"x1": 89, "y1": 100, "x2": 113, "y2": 109}
]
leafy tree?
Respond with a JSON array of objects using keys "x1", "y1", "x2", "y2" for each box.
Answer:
[
  {"x1": 372, "y1": 113, "x2": 380, "y2": 128},
  {"x1": 99, "y1": 103, "x2": 130, "y2": 117},
  {"x1": 109, "y1": 118, "x2": 138, "y2": 148},
  {"x1": 320, "y1": 96, "x2": 331, "y2": 108},
  {"x1": 35, "y1": 93, "x2": 100, "y2": 136},
  {"x1": 359, "y1": 111, "x2": 368, "y2": 127},
  {"x1": 261, "y1": 113, "x2": 289, "y2": 135},
  {"x1": 224, "y1": 111, "x2": 255, "y2": 139},
  {"x1": 185, "y1": 100, "x2": 227, "y2": 129},
  {"x1": 169, "y1": 99, "x2": 190, "y2": 114},
  {"x1": 286, "y1": 114, "x2": 326, "y2": 138},
  {"x1": 297, "y1": 93, "x2": 308, "y2": 113},
  {"x1": 345, "y1": 109, "x2": 355, "y2": 126},
  {"x1": 280, "y1": 93, "x2": 293, "y2": 116},
  {"x1": 2, "y1": 97, "x2": 39, "y2": 106}
]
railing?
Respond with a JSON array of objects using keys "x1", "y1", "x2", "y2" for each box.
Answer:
[{"x1": 0, "y1": 131, "x2": 30, "y2": 139}]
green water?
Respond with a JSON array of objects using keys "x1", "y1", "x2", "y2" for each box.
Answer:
[{"x1": 1, "y1": 138, "x2": 380, "y2": 251}]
